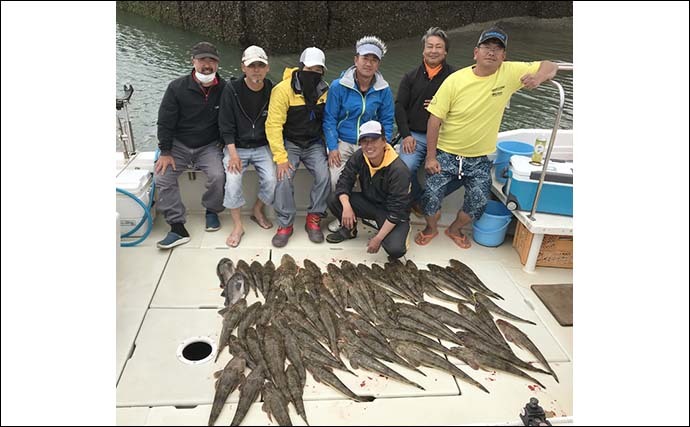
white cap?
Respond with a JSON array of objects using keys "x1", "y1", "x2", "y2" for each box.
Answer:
[
  {"x1": 299, "y1": 47, "x2": 327, "y2": 71},
  {"x1": 358, "y1": 120, "x2": 383, "y2": 140},
  {"x1": 356, "y1": 43, "x2": 383, "y2": 60},
  {"x1": 241, "y1": 45, "x2": 268, "y2": 66}
]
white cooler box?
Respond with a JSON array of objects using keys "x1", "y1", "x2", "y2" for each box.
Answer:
[
  {"x1": 504, "y1": 155, "x2": 573, "y2": 216},
  {"x1": 116, "y1": 169, "x2": 155, "y2": 237}
]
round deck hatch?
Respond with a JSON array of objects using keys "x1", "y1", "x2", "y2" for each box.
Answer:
[{"x1": 176, "y1": 336, "x2": 216, "y2": 365}]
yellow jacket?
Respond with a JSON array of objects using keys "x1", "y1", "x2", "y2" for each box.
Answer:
[{"x1": 266, "y1": 67, "x2": 329, "y2": 163}]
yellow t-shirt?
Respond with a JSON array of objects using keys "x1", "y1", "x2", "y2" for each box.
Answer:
[{"x1": 426, "y1": 61, "x2": 541, "y2": 157}]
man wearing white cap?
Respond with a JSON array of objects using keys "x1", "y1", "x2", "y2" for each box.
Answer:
[
  {"x1": 266, "y1": 47, "x2": 330, "y2": 248},
  {"x1": 219, "y1": 45, "x2": 275, "y2": 248},
  {"x1": 326, "y1": 120, "x2": 411, "y2": 259},
  {"x1": 323, "y1": 35, "x2": 395, "y2": 233}
]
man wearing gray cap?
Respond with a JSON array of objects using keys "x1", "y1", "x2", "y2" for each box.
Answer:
[
  {"x1": 417, "y1": 26, "x2": 557, "y2": 248},
  {"x1": 155, "y1": 41, "x2": 227, "y2": 249}
]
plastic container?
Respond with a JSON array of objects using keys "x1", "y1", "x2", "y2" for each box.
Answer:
[
  {"x1": 531, "y1": 136, "x2": 547, "y2": 164},
  {"x1": 494, "y1": 140, "x2": 533, "y2": 184},
  {"x1": 473, "y1": 220, "x2": 511, "y2": 247},
  {"x1": 506, "y1": 156, "x2": 573, "y2": 216},
  {"x1": 116, "y1": 169, "x2": 154, "y2": 237},
  {"x1": 475, "y1": 200, "x2": 512, "y2": 229}
]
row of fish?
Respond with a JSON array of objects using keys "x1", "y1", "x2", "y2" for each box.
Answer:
[{"x1": 210, "y1": 255, "x2": 558, "y2": 426}]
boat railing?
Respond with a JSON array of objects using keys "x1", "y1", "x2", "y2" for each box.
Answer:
[{"x1": 528, "y1": 62, "x2": 572, "y2": 221}]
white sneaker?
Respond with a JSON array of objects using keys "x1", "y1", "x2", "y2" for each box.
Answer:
[{"x1": 328, "y1": 219, "x2": 341, "y2": 232}]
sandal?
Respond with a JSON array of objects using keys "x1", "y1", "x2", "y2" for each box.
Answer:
[
  {"x1": 444, "y1": 228, "x2": 471, "y2": 249},
  {"x1": 225, "y1": 231, "x2": 245, "y2": 248},
  {"x1": 414, "y1": 230, "x2": 438, "y2": 246},
  {"x1": 250, "y1": 214, "x2": 273, "y2": 229}
]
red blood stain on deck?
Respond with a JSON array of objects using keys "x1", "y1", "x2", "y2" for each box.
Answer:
[
  {"x1": 360, "y1": 381, "x2": 366, "y2": 387},
  {"x1": 527, "y1": 385, "x2": 542, "y2": 391}
]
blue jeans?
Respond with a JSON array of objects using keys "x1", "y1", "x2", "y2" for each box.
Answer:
[
  {"x1": 273, "y1": 140, "x2": 330, "y2": 227},
  {"x1": 398, "y1": 131, "x2": 463, "y2": 205},
  {"x1": 397, "y1": 130, "x2": 427, "y2": 203},
  {"x1": 222, "y1": 145, "x2": 277, "y2": 209}
]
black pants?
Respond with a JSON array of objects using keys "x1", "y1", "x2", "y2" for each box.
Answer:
[{"x1": 327, "y1": 192, "x2": 409, "y2": 259}]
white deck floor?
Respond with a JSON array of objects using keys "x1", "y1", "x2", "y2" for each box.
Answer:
[{"x1": 116, "y1": 212, "x2": 573, "y2": 425}]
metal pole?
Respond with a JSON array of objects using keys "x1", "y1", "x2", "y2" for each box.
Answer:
[
  {"x1": 528, "y1": 80, "x2": 565, "y2": 221},
  {"x1": 117, "y1": 115, "x2": 130, "y2": 160},
  {"x1": 122, "y1": 102, "x2": 136, "y2": 155}
]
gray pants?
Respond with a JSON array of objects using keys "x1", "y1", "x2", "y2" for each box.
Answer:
[
  {"x1": 329, "y1": 141, "x2": 360, "y2": 191},
  {"x1": 273, "y1": 140, "x2": 330, "y2": 227},
  {"x1": 155, "y1": 140, "x2": 225, "y2": 225}
]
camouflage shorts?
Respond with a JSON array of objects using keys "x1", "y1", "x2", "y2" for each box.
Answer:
[{"x1": 421, "y1": 150, "x2": 492, "y2": 221}]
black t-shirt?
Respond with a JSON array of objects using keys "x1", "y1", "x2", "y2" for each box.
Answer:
[{"x1": 239, "y1": 78, "x2": 268, "y2": 120}]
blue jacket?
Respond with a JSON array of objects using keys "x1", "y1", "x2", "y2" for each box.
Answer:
[{"x1": 323, "y1": 66, "x2": 395, "y2": 151}]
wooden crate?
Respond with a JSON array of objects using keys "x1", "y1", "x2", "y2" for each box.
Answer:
[{"x1": 513, "y1": 222, "x2": 573, "y2": 268}]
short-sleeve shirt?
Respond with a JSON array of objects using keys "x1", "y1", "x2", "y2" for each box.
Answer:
[{"x1": 426, "y1": 61, "x2": 541, "y2": 157}]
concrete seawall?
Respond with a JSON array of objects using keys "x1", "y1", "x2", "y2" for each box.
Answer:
[{"x1": 117, "y1": 1, "x2": 571, "y2": 53}]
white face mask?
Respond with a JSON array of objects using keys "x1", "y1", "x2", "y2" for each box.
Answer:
[{"x1": 195, "y1": 71, "x2": 216, "y2": 84}]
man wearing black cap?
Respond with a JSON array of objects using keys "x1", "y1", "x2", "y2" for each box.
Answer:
[
  {"x1": 417, "y1": 26, "x2": 558, "y2": 249},
  {"x1": 155, "y1": 41, "x2": 227, "y2": 249}
]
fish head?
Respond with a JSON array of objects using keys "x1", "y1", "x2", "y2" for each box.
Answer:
[
  {"x1": 216, "y1": 258, "x2": 235, "y2": 287},
  {"x1": 224, "y1": 272, "x2": 248, "y2": 306}
]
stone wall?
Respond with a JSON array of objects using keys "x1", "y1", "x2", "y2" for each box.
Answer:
[{"x1": 117, "y1": 1, "x2": 572, "y2": 53}]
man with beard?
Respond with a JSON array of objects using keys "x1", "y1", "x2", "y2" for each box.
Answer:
[
  {"x1": 155, "y1": 42, "x2": 226, "y2": 249},
  {"x1": 266, "y1": 47, "x2": 330, "y2": 248}
]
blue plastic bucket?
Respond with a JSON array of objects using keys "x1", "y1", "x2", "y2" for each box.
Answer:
[
  {"x1": 475, "y1": 200, "x2": 512, "y2": 229},
  {"x1": 494, "y1": 140, "x2": 533, "y2": 184},
  {"x1": 472, "y1": 220, "x2": 511, "y2": 247}
]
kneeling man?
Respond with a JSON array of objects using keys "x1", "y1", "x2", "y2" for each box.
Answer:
[{"x1": 326, "y1": 120, "x2": 411, "y2": 258}]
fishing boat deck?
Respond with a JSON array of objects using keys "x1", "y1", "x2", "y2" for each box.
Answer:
[{"x1": 116, "y1": 210, "x2": 573, "y2": 426}]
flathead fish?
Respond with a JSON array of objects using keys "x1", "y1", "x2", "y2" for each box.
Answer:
[
  {"x1": 216, "y1": 258, "x2": 235, "y2": 288},
  {"x1": 473, "y1": 292, "x2": 536, "y2": 325},
  {"x1": 221, "y1": 272, "x2": 248, "y2": 307},
  {"x1": 496, "y1": 319, "x2": 559, "y2": 383},
  {"x1": 208, "y1": 356, "x2": 246, "y2": 426}
]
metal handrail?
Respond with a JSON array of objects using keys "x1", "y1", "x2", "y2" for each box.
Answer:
[
  {"x1": 116, "y1": 85, "x2": 136, "y2": 159},
  {"x1": 528, "y1": 79, "x2": 566, "y2": 221}
]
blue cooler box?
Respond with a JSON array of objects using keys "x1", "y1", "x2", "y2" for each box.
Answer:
[{"x1": 504, "y1": 155, "x2": 573, "y2": 216}]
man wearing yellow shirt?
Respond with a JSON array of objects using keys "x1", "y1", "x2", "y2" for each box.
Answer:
[{"x1": 415, "y1": 26, "x2": 558, "y2": 248}]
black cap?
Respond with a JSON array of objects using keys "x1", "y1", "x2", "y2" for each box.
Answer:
[
  {"x1": 191, "y1": 42, "x2": 219, "y2": 61},
  {"x1": 477, "y1": 27, "x2": 508, "y2": 48}
]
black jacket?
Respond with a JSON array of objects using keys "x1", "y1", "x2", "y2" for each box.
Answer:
[
  {"x1": 218, "y1": 77, "x2": 273, "y2": 149},
  {"x1": 394, "y1": 61, "x2": 456, "y2": 138},
  {"x1": 157, "y1": 71, "x2": 226, "y2": 153},
  {"x1": 335, "y1": 148, "x2": 411, "y2": 224}
]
